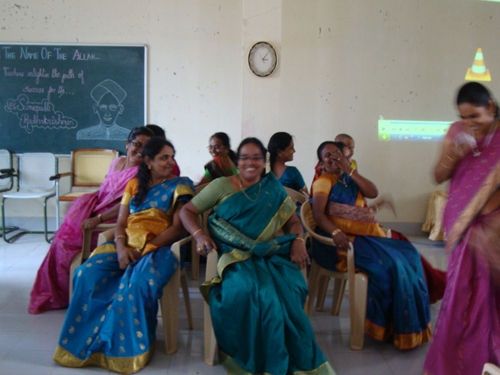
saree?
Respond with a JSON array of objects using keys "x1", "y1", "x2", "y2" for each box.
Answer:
[
  {"x1": 424, "y1": 123, "x2": 500, "y2": 375},
  {"x1": 195, "y1": 173, "x2": 334, "y2": 375},
  {"x1": 199, "y1": 154, "x2": 238, "y2": 185},
  {"x1": 278, "y1": 166, "x2": 306, "y2": 192},
  {"x1": 53, "y1": 176, "x2": 194, "y2": 374},
  {"x1": 312, "y1": 173, "x2": 431, "y2": 350},
  {"x1": 29, "y1": 157, "x2": 138, "y2": 314}
]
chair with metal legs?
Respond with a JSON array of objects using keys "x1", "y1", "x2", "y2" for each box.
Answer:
[
  {"x1": 0, "y1": 149, "x2": 18, "y2": 237},
  {"x1": 1, "y1": 152, "x2": 58, "y2": 243}
]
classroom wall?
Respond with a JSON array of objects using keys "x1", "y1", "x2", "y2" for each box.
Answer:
[{"x1": 2, "y1": 0, "x2": 499, "y2": 230}]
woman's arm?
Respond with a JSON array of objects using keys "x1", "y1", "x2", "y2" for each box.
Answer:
[
  {"x1": 114, "y1": 203, "x2": 140, "y2": 269},
  {"x1": 180, "y1": 201, "x2": 218, "y2": 255},
  {"x1": 337, "y1": 154, "x2": 377, "y2": 198},
  {"x1": 82, "y1": 203, "x2": 121, "y2": 230},
  {"x1": 312, "y1": 191, "x2": 350, "y2": 249},
  {"x1": 283, "y1": 214, "x2": 309, "y2": 268},
  {"x1": 148, "y1": 204, "x2": 188, "y2": 247},
  {"x1": 434, "y1": 139, "x2": 464, "y2": 184}
]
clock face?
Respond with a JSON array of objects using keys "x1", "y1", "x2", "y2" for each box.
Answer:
[{"x1": 248, "y1": 42, "x2": 277, "y2": 77}]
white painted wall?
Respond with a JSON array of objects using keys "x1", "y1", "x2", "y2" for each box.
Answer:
[{"x1": 1, "y1": 0, "x2": 499, "y2": 229}]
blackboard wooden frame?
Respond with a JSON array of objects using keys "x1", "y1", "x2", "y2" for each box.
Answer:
[{"x1": 0, "y1": 43, "x2": 148, "y2": 154}]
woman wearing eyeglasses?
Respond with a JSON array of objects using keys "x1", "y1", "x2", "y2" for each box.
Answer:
[
  {"x1": 29, "y1": 126, "x2": 154, "y2": 314},
  {"x1": 181, "y1": 137, "x2": 335, "y2": 375},
  {"x1": 198, "y1": 132, "x2": 238, "y2": 186}
]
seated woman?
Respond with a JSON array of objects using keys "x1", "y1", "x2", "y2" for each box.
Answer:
[
  {"x1": 198, "y1": 132, "x2": 238, "y2": 185},
  {"x1": 53, "y1": 137, "x2": 194, "y2": 373},
  {"x1": 331, "y1": 133, "x2": 446, "y2": 303},
  {"x1": 180, "y1": 138, "x2": 335, "y2": 375},
  {"x1": 311, "y1": 141, "x2": 431, "y2": 350},
  {"x1": 268, "y1": 131, "x2": 308, "y2": 194},
  {"x1": 29, "y1": 126, "x2": 154, "y2": 314}
]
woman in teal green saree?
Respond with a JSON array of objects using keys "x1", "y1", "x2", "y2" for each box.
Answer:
[{"x1": 181, "y1": 138, "x2": 335, "y2": 375}]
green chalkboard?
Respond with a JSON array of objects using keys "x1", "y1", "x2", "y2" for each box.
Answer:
[{"x1": 0, "y1": 44, "x2": 147, "y2": 153}]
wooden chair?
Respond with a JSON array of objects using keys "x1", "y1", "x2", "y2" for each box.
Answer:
[
  {"x1": 53, "y1": 148, "x2": 118, "y2": 228},
  {"x1": 69, "y1": 224, "x2": 193, "y2": 355},
  {"x1": 483, "y1": 363, "x2": 500, "y2": 375},
  {"x1": 300, "y1": 201, "x2": 368, "y2": 350}
]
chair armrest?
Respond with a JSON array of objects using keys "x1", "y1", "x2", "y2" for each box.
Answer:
[
  {"x1": 171, "y1": 236, "x2": 193, "y2": 260},
  {"x1": 0, "y1": 168, "x2": 16, "y2": 179},
  {"x1": 81, "y1": 223, "x2": 116, "y2": 260},
  {"x1": 49, "y1": 171, "x2": 72, "y2": 181}
]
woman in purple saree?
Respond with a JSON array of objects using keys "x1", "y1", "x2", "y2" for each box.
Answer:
[
  {"x1": 28, "y1": 126, "x2": 153, "y2": 314},
  {"x1": 424, "y1": 82, "x2": 499, "y2": 374}
]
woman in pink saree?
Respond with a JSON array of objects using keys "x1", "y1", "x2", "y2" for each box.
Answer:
[
  {"x1": 424, "y1": 82, "x2": 499, "y2": 374},
  {"x1": 28, "y1": 126, "x2": 153, "y2": 314}
]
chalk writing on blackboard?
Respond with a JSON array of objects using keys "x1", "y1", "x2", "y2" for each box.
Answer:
[
  {"x1": 0, "y1": 44, "x2": 146, "y2": 153},
  {"x1": 4, "y1": 94, "x2": 78, "y2": 134},
  {"x1": 76, "y1": 79, "x2": 129, "y2": 141}
]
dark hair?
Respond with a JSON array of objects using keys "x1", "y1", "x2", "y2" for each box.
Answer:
[
  {"x1": 127, "y1": 126, "x2": 154, "y2": 143},
  {"x1": 237, "y1": 137, "x2": 267, "y2": 161},
  {"x1": 456, "y1": 82, "x2": 498, "y2": 117},
  {"x1": 146, "y1": 124, "x2": 166, "y2": 139},
  {"x1": 316, "y1": 141, "x2": 344, "y2": 161},
  {"x1": 210, "y1": 132, "x2": 237, "y2": 163},
  {"x1": 134, "y1": 137, "x2": 176, "y2": 205},
  {"x1": 267, "y1": 132, "x2": 293, "y2": 167}
]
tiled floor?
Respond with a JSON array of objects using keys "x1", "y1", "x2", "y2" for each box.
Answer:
[{"x1": 0, "y1": 234, "x2": 447, "y2": 375}]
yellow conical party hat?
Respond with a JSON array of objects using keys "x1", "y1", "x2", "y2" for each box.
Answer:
[{"x1": 465, "y1": 48, "x2": 491, "y2": 82}]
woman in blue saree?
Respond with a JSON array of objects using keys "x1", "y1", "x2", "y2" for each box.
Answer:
[
  {"x1": 181, "y1": 137, "x2": 335, "y2": 375},
  {"x1": 311, "y1": 141, "x2": 431, "y2": 350},
  {"x1": 268, "y1": 131, "x2": 308, "y2": 194},
  {"x1": 53, "y1": 137, "x2": 194, "y2": 373}
]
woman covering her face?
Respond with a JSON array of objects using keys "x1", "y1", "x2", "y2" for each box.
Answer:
[
  {"x1": 311, "y1": 141, "x2": 431, "y2": 350},
  {"x1": 424, "y1": 82, "x2": 500, "y2": 375},
  {"x1": 198, "y1": 132, "x2": 238, "y2": 186}
]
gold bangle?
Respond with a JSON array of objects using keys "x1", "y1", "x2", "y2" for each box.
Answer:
[
  {"x1": 331, "y1": 228, "x2": 342, "y2": 237},
  {"x1": 349, "y1": 167, "x2": 356, "y2": 177},
  {"x1": 97, "y1": 213, "x2": 103, "y2": 222},
  {"x1": 295, "y1": 237, "x2": 305, "y2": 242},
  {"x1": 192, "y1": 228, "x2": 203, "y2": 237},
  {"x1": 115, "y1": 234, "x2": 126, "y2": 241}
]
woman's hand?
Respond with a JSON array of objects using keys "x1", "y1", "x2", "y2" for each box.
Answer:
[
  {"x1": 116, "y1": 245, "x2": 141, "y2": 270},
  {"x1": 81, "y1": 216, "x2": 100, "y2": 230},
  {"x1": 193, "y1": 230, "x2": 217, "y2": 256},
  {"x1": 290, "y1": 238, "x2": 310, "y2": 268},
  {"x1": 332, "y1": 230, "x2": 350, "y2": 249}
]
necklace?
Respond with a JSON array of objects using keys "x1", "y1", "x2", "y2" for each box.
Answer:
[{"x1": 238, "y1": 176, "x2": 262, "y2": 202}]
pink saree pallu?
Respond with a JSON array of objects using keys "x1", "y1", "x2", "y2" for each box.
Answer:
[
  {"x1": 424, "y1": 123, "x2": 500, "y2": 375},
  {"x1": 28, "y1": 158, "x2": 138, "y2": 314}
]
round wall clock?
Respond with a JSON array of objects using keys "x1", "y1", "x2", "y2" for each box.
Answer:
[{"x1": 248, "y1": 41, "x2": 277, "y2": 77}]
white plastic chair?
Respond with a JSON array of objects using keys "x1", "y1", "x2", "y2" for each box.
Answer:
[
  {"x1": 1, "y1": 153, "x2": 58, "y2": 243},
  {"x1": 301, "y1": 201, "x2": 368, "y2": 350}
]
